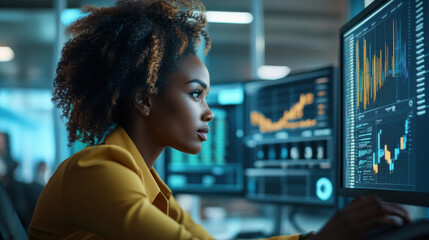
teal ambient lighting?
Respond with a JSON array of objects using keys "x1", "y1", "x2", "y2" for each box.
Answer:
[
  {"x1": 218, "y1": 88, "x2": 244, "y2": 105},
  {"x1": 61, "y1": 9, "x2": 89, "y2": 26}
]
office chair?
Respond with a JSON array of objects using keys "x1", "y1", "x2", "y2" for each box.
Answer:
[{"x1": 0, "y1": 181, "x2": 27, "y2": 240}]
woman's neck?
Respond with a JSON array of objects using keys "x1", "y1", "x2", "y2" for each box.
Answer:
[{"x1": 121, "y1": 123, "x2": 164, "y2": 170}]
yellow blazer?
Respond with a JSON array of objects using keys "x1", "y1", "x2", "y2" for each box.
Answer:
[{"x1": 29, "y1": 127, "x2": 300, "y2": 240}]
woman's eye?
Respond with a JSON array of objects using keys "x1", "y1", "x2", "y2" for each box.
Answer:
[{"x1": 190, "y1": 90, "x2": 202, "y2": 99}]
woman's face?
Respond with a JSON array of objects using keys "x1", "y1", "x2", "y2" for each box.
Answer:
[{"x1": 148, "y1": 55, "x2": 213, "y2": 154}]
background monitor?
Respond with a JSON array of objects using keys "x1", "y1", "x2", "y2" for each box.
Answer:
[
  {"x1": 339, "y1": 0, "x2": 429, "y2": 206},
  {"x1": 164, "y1": 83, "x2": 245, "y2": 194},
  {"x1": 244, "y1": 67, "x2": 337, "y2": 206}
]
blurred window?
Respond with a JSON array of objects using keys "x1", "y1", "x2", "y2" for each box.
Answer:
[{"x1": 0, "y1": 88, "x2": 55, "y2": 182}]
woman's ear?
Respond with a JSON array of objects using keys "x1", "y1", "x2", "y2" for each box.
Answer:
[{"x1": 133, "y1": 87, "x2": 151, "y2": 117}]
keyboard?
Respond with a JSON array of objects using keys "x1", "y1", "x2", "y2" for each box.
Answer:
[{"x1": 366, "y1": 219, "x2": 429, "y2": 240}]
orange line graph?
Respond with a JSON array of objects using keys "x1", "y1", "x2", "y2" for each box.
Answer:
[{"x1": 250, "y1": 93, "x2": 317, "y2": 133}]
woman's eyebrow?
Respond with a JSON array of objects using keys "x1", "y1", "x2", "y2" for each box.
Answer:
[{"x1": 186, "y1": 79, "x2": 207, "y2": 89}]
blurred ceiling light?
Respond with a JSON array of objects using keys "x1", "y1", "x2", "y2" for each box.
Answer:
[
  {"x1": 257, "y1": 65, "x2": 291, "y2": 80},
  {"x1": 206, "y1": 11, "x2": 253, "y2": 24},
  {"x1": 61, "y1": 9, "x2": 253, "y2": 25},
  {"x1": 0, "y1": 46, "x2": 14, "y2": 62},
  {"x1": 61, "y1": 9, "x2": 89, "y2": 26}
]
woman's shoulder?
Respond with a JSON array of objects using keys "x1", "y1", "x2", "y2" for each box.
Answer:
[{"x1": 64, "y1": 144, "x2": 141, "y2": 176}]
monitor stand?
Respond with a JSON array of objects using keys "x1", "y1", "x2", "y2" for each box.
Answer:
[{"x1": 366, "y1": 218, "x2": 429, "y2": 240}]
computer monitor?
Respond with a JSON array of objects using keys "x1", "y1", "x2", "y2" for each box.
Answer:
[
  {"x1": 164, "y1": 83, "x2": 245, "y2": 194},
  {"x1": 339, "y1": 0, "x2": 429, "y2": 206},
  {"x1": 244, "y1": 67, "x2": 337, "y2": 206}
]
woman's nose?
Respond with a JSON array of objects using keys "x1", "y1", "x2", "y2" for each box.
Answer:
[{"x1": 203, "y1": 107, "x2": 214, "y2": 122}]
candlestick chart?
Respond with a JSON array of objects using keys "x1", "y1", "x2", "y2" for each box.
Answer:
[{"x1": 372, "y1": 118, "x2": 410, "y2": 184}]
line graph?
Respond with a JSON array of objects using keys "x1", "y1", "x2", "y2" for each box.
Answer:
[{"x1": 250, "y1": 93, "x2": 317, "y2": 133}]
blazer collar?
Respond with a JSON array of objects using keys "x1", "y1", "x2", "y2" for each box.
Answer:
[{"x1": 104, "y1": 127, "x2": 172, "y2": 202}]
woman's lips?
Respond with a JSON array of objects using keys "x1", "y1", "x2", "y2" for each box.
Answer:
[{"x1": 197, "y1": 132, "x2": 207, "y2": 141}]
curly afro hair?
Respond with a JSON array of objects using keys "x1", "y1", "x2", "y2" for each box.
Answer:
[{"x1": 52, "y1": 0, "x2": 211, "y2": 146}]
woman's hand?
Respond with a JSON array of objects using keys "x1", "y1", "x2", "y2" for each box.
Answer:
[{"x1": 309, "y1": 196, "x2": 410, "y2": 240}]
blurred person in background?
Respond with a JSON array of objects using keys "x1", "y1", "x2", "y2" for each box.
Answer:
[
  {"x1": 1, "y1": 161, "x2": 33, "y2": 231},
  {"x1": 33, "y1": 161, "x2": 49, "y2": 186},
  {"x1": 29, "y1": 0, "x2": 410, "y2": 239},
  {"x1": 0, "y1": 132, "x2": 10, "y2": 180},
  {"x1": 0, "y1": 154, "x2": 6, "y2": 185},
  {"x1": 0, "y1": 132, "x2": 42, "y2": 231},
  {"x1": 0, "y1": 133, "x2": 29, "y2": 227}
]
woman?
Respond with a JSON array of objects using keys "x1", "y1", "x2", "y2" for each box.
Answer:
[{"x1": 29, "y1": 0, "x2": 410, "y2": 239}]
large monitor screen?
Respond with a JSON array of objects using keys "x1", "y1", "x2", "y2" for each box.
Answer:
[
  {"x1": 244, "y1": 67, "x2": 337, "y2": 206},
  {"x1": 340, "y1": 0, "x2": 429, "y2": 206},
  {"x1": 164, "y1": 83, "x2": 245, "y2": 194}
]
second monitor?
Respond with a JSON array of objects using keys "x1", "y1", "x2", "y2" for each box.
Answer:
[{"x1": 244, "y1": 67, "x2": 337, "y2": 206}]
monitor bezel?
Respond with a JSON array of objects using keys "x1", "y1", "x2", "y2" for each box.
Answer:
[{"x1": 338, "y1": 0, "x2": 429, "y2": 207}]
